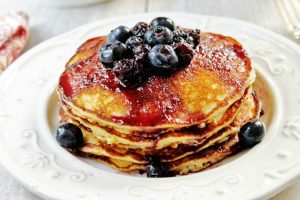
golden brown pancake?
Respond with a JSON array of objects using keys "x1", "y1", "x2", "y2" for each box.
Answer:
[
  {"x1": 59, "y1": 89, "x2": 260, "y2": 172},
  {"x1": 57, "y1": 32, "x2": 261, "y2": 176},
  {"x1": 60, "y1": 87, "x2": 251, "y2": 150},
  {"x1": 58, "y1": 32, "x2": 255, "y2": 131}
]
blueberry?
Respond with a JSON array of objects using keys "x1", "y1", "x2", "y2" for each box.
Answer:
[
  {"x1": 146, "y1": 163, "x2": 164, "y2": 177},
  {"x1": 173, "y1": 30, "x2": 194, "y2": 45},
  {"x1": 99, "y1": 42, "x2": 127, "y2": 65},
  {"x1": 238, "y1": 119, "x2": 266, "y2": 148},
  {"x1": 131, "y1": 22, "x2": 149, "y2": 37},
  {"x1": 56, "y1": 123, "x2": 83, "y2": 149},
  {"x1": 108, "y1": 26, "x2": 132, "y2": 43},
  {"x1": 148, "y1": 44, "x2": 178, "y2": 70},
  {"x1": 113, "y1": 59, "x2": 144, "y2": 87},
  {"x1": 132, "y1": 44, "x2": 151, "y2": 64},
  {"x1": 188, "y1": 29, "x2": 201, "y2": 48},
  {"x1": 125, "y1": 36, "x2": 143, "y2": 50},
  {"x1": 150, "y1": 17, "x2": 175, "y2": 31},
  {"x1": 144, "y1": 26, "x2": 173, "y2": 46},
  {"x1": 174, "y1": 42, "x2": 194, "y2": 67},
  {"x1": 145, "y1": 157, "x2": 174, "y2": 177},
  {"x1": 173, "y1": 29, "x2": 201, "y2": 48}
]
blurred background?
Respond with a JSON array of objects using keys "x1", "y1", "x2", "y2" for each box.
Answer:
[
  {"x1": 0, "y1": 0, "x2": 299, "y2": 199},
  {"x1": 0, "y1": 0, "x2": 293, "y2": 50}
]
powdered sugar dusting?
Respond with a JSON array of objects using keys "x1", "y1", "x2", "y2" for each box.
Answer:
[{"x1": 194, "y1": 33, "x2": 251, "y2": 88}]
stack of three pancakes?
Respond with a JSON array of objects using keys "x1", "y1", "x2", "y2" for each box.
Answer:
[{"x1": 58, "y1": 32, "x2": 261, "y2": 175}]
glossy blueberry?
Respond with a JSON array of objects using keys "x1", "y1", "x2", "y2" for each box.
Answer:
[
  {"x1": 144, "y1": 26, "x2": 173, "y2": 46},
  {"x1": 131, "y1": 22, "x2": 149, "y2": 37},
  {"x1": 238, "y1": 119, "x2": 266, "y2": 148},
  {"x1": 174, "y1": 42, "x2": 194, "y2": 67},
  {"x1": 125, "y1": 36, "x2": 143, "y2": 50},
  {"x1": 56, "y1": 123, "x2": 83, "y2": 149},
  {"x1": 146, "y1": 163, "x2": 164, "y2": 177},
  {"x1": 150, "y1": 17, "x2": 175, "y2": 31},
  {"x1": 99, "y1": 42, "x2": 127, "y2": 65},
  {"x1": 108, "y1": 26, "x2": 132, "y2": 43},
  {"x1": 113, "y1": 59, "x2": 144, "y2": 87},
  {"x1": 145, "y1": 157, "x2": 174, "y2": 177},
  {"x1": 148, "y1": 44, "x2": 178, "y2": 70}
]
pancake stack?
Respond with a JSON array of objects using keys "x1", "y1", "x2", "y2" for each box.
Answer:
[{"x1": 58, "y1": 32, "x2": 261, "y2": 175}]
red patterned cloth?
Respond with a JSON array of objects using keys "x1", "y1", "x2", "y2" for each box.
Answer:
[{"x1": 0, "y1": 11, "x2": 29, "y2": 74}]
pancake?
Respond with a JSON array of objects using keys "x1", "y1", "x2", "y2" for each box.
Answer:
[
  {"x1": 58, "y1": 32, "x2": 255, "y2": 132},
  {"x1": 77, "y1": 133, "x2": 240, "y2": 175},
  {"x1": 57, "y1": 30, "x2": 263, "y2": 176},
  {"x1": 75, "y1": 96, "x2": 259, "y2": 175},
  {"x1": 60, "y1": 86, "x2": 252, "y2": 150},
  {"x1": 60, "y1": 89, "x2": 260, "y2": 167}
]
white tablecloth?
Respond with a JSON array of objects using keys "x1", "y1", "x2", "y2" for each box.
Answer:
[{"x1": 0, "y1": 0, "x2": 299, "y2": 199}]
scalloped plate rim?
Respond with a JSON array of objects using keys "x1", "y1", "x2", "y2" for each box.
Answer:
[{"x1": 0, "y1": 12, "x2": 299, "y2": 200}]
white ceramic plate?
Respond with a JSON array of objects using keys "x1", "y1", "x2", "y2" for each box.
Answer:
[{"x1": 0, "y1": 13, "x2": 300, "y2": 200}]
